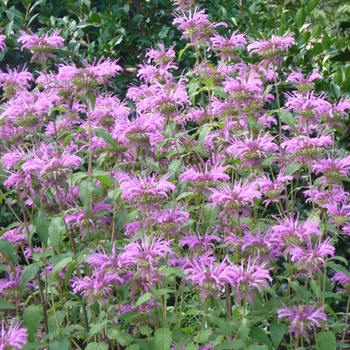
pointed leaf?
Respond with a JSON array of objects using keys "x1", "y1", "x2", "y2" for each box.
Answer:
[
  {"x1": 295, "y1": 8, "x2": 306, "y2": 29},
  {"x1": 316, "y1": 331, "x2": 336, "y2": 350},
  {"x1": 33, "y1": 208, "x2": 49, "y2": 246},
  {"x1": 0, "y1": 239, "x2": 17, "y2": 263},
  {"x1": 135, "y1": 292, "x2": 152, "y2": 307},
  {"x1": 49, "y1": 337, "x2": 69, "y2": 350},
  {"x1": 250, "y1": 327, "x2": 273, "y2": 349},
  {"x1": 85, "y1": 342, "x2": 109, "y2": 350},
  {"x1": 154, "y1": 328, "x2": 172, "y2": 350},
  {"x1": 23, "y1": 305, "x2": 43, "y2": 343},
  {"x1": 19, "y1": 263, "x2": 40, "y2": 297}
]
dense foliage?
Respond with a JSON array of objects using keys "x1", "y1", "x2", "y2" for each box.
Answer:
[{"x1": 0, "y1": 1, "x2": 350, "y2": 350}]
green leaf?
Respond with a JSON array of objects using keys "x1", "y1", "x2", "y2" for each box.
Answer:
[
  {"x1": 193, "y1": 328, "x2": 212, "y2": 343},
  {"x1": 316, "y1": 331, "x2": 336, "y2": 350},
  {"x1": 48, "y1": 217, "x2": 64, "y2": 254},
  {"x1": 311, "y1": 24, "x2": 321, "y2": 38},
  {"x1": 269, "y1": 322, "x2": 285, "y2": 349},
  {"x1": 186, "y1": 344, "x2": 199, "y2": 350},
  {"x1": 295, "y1": 8, "x2": 306, "y2": 29},
  {"x1": 331, "y1": 83, "x2": 341, "y2": 99},
  {"x1": 23, "y1": 341, "x2": 46, "y2": 350},
  {"x1": 85, "y1": 342, "x2": 109, "y2": 350},
  {"x1": 154, "y1": 328, "x2": 172, "y2": 350},
  {"x1": 33, "y1": 208, "x2": 49, "y2": 246},
  {"x1": 206, "y1": 313, "x2": 232, "y2": 336},
  {"x1": 0, "y1": 239, "x2": 17, "y2": 263},
  {"x1": 49, "y1": 257, "x2": 73, "y2": 283},
  {"x1": 0, "y1": 298, "x2": 16, "y2": 310},
  {"x1": 135, "y1": 292, "x2": 152, "y2": 307},
  {"x1": 126, "y1": 345, "x2": 141, "y2": 350},
  {"x1": 19, "y1": 263, "x2": 39, "y2": 298},
  {"x1": 88, "y1": 321, "x2": 109, "y2": 341},
  {"x1": 322, "y1": 32, "x2": 331, "y2": 50},
  {"x1": 176, "y1": 192, "x2": 193, "y2": 201},
  {"x1": 107, "y1": 329, "x2": 133, "y2": 346},
  {"x1": 248, "y1": 345, "x2": 268, "y2": 350},
  {"x1": 250, "y1": 327, "x2": 273, "y2": 349},
  {"x1": 23, "y1": 305, "x2": 43, "y2": 343},
  {"x1": 306, "y1": 0, "x2": 318, "y2": 15},
  {"x1": 238, "y1": 318, "x2": 251, "y2": 343},
  {"x1": 49, "y1": 337, "x2": 69, "y2": 350},
  {"x1": 278, "y1": 109, "x2": 296, "y2": 131},
  {"x1": 215, "y1": 340, "x2": 244, "y2": 349},
  {"x1": 284, "y1": 163, "x2": 301, "y2": 176},
  {"x1": 94, "y1": 129, "x2": 119, "y2": 149},
  {"x1": 79, "y1": 178, "x2": 95, "y2": 212}
]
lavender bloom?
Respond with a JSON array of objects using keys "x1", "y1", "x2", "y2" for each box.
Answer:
[
  {"x1": 18, "y1": 29, "x2": 64, "y2": 63},
  {"x1": 281, "y1": 134, "x2": 332, "y2": 167},
  {"x1": 117, "y1": 172, "x2": 175, "y2": 212},
  {"x1": 286, "y1": 68, "x2": 322, "y2": 91},
  {"x1": 209, "y1": 180, "x2": 261, "y2": 219},
  {"x1": 324, "y1": 200, "x2": 350, "y2": 226},
  {"x1": 277, "y1": 303, "x2": 327, "y2": 338},
  {"x1": 313, "y1": 154, "x2": 350, "y2": 184},
  {"x1": 304, "y1": 187, "x2": 349, "y2": 208},
  {"x1": 210, "y1": 31, "x2": 247, "y2": 61},
  {"x1": 179, "y1": 230, "x2": 221, "y2": 252},
  {"x1": 321, "y1": 97, "x2": 350, "y2": 129},
  {"x1": 179, "y1": 162, "x2": 229, "y2": 192},
  {"x1": 0, "y1": 227, "x2": 27, "y2": 248},
  {"x1": 227, "y1": 132, "x2": 278, "y2": 170},
  {"x1": 57, "y1": 57, "x2": 122, "y2": 95},
  {"x1": 247, "y1": 33, "x2": 295, "y2": 66},
  {"x1": 184, "y1": 256, "x2": 234, "y2": 299},
  {"x1": 0, "y1": 321, "x2": 28, "y2": 350},
  {"x1": 290, "y1": 237, "x2": 335, "y2": 276},
  {"x1": 72, "y1": 269, "x2": 122, "y2": 306},
  {"x1": 154, "y1": 205, "x2": 189, "y2": 234},
  {"x1": 0, "y1": 65, "x2": 33, "y2": 98},
  {"x1": 173, "y1": 7, "x2": 227, "y2": 44},
  {"x1": 146, "y1": 42, "x2": 176, "y2": 66},
  {"x1": 231, "y1": 258, "x2": 272, "y2": 304},
  {"x1": 0, "y1": 31, "x2": 6, "y2": 51},
  {"x1": 332, "y1": 270, "x2": 350, "y2": 293}
]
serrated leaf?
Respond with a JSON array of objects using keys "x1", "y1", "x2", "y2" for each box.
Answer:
[
  {"x1": 23, "y1": 341, "x2": 46, "y2": 350},
  {"x1": 135, "y1": 292, "x2": 152, "y2": 307},
  {"x1": 206, "y1": 313, "x2": 232, "y2": 336},
  {"x1": 126, "y1": 345, "x2": 140, "y2": 350},
  {"x1": 23, "y1": 305, "x2": 43, "y2": 343},
  {"x1": 0, "y1": 298, "x2": 16, "y2": 310},
  {"x1": 193, "y1": 328, "x2": 212, "y2": 343},
  {"x1": 49, "y1": 337, "x2": 69, "y2": 350},
  {"x1": 0, "y1": 239, "x2": 17, "y2": 263},
  {"x1": 85, "y1": 342, "x2": 109, "y2": 350},
  {"x1": 250, "y1": 327, "x2": 273, "y2": 349},
  {"x1": 215, "y1": 340, "x2": 244, "y2": 349},
  {"x1": 316, "y1": 331, "x2": 336, "y2": 350},
  {"x1": 154, "y1": 328, "x2": 172, "y2": 350},
  {"x1": 79, "y1": 178, "x2": 95, "y2": 212},
  {"x1": 284, "y1": 163, "x2": 301, "y2": 176},
  {"x1": 33, "y1": 208, "x2": 49, "y2": 246},
  {"x1": 107, "y1": 329, "x2": 133, "y2": 346},
  {"x1": 238, "y1": 318, "x2": 251, "y2": 343},
  {"x1": 88, "y1": 321, "x2": 109, "y2": 340},
  {"x1": 19, "y1": 263, "x2": 39, "y2": 297}
]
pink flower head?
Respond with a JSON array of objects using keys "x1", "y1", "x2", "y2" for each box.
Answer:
[
  {"x1": 209, "y1": 180, "x2": 261, "y2": 219},
  {"x1": 0, "y1": 64, "x2": 33, "y2": 98},
  {"x1": 179, "y1": 162, "x2": 229, "y2": 192},
  {"x1": 146, "y1": 42, "x2": 176, "y2": 66},
  {"x1": 290, "y1": 236, "x2": 335, "y2": 276},
  {"x1": 184, "y1": 256, "x2": 234, "y2": 299},
  {"x1": 117, "y1": 172, "x2": 175, "y2": 212},
  {"x1": 18, "y1": 29, "x2": 64, "y2": 63},
  {"x1": 179, "y1": 230, "x2": 221, "y2": 252},
  {"x1": 173, "y1": 7, "x2": 227, "y2": 44},
  {"x1": 247, "y1": 33, "x2": 295, "y2": 66},
  {"x1": 286, "y1": 68, "x2": 322, "y2": 91},
  {"x1": 57, "y1": 57, "x2": 122, "y2": 95},
  {"x1": 231, "y1": 258, "x2": 272, "y2": 304},
  {"x1": 227, "y1": 132, "x2": 278, "y2": 170},
  {"x1": 154, "y1": 205, "x2": 189, "y2": 234},
  {"x1": 332, "y1": 270, "x2": 350, "y2": 293},
  {"x1": 210, "y1": 31, "x2": 247, "y2": 61},
  {"x1": 313, "y1": 154, "x2": 350, "y2": 184},
  {"x1": 277, "y1": 303, "x2": 327, "y2": 338},
  {"x1": 0, "y1": 321, "x2": 28, "y2": 350},
  {"x1": 324, "y1": 200, "x2": 350, "y2": 226},
  {"x1": 0, "y1": 31, "x2": 6, "y2": 51}
]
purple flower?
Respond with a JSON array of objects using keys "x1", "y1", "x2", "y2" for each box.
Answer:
[
  {"x1": 332, "y1": 271, "x2": 350, "y2": 293},
  {"x1": 173, "y1": 7, "x2": 227, "y2": 44},
  {"x1": 117, "y1": 172, "x2": 175, "y2": 212},
  {"x1": 0, "y1": 321, "x2": 28, "y2": 350},
  {"x1": 277, "y1": 303, "x2": 327, "y2": 338},
  {"x1": 247, "y1": 33, "x2": 295, "y2": 66},
  {"x1": 290, "y1": 236, "x2": 335, "y2": 276},
  {"x1": 57, "y1": 57, "x2": 122, "y2": 95},
  {"x1": 231, "y1": 258, "x2": 272, "y2": 304},
  {"x1": 210, "y1": 31, "x2": 247, "y2": 61},
  {"x1": 179, "y1": 230, "x2": 221, "y2": 252},
  {"x1": 0, "y1": 31, "x2": 6, "y2": 51},
  {"x1": 153, "y1": 205, "x2": 189, "y2": 234},
  {"x1": 179, "y1": 162, "x2": 229, "y2": 192},
  {"x1": 0, "y1": 227, "x2": 27, "y2": 248},
  {"x1": 146, "y1": 42, "x2": 176, "y2": 66},
  {"x1": 184, "y1": 256, "x2": 234, "y2": 299},
  {"x1": 313, "y1": 154, "x2": 350, "y2": 184},
  {"x1": 227, "y1": 132, "x2": 278, "y2": 170},
  {"x1": 0, "y1": 65, "x2": 33, "y2": 98},
  {"x1": 72, "y1": 269, "x2": 121, "y2": 306},
  {"x1": 324, "y1": 200, "x2": 350, "y2": 226},
  {"x1": 286, "y1": 68, "x2": 322, "y2": 91},
  {"x1": 209, "y1": 180, "x2": 261, "y2": 218},
  {"x1": 18, "y1": 29, "x2": 64, "y2": 63}
]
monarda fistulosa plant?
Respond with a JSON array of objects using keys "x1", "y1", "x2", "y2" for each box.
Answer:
[{"x1": 0, "y1": 1, "x2": 350, "y2": 350}]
